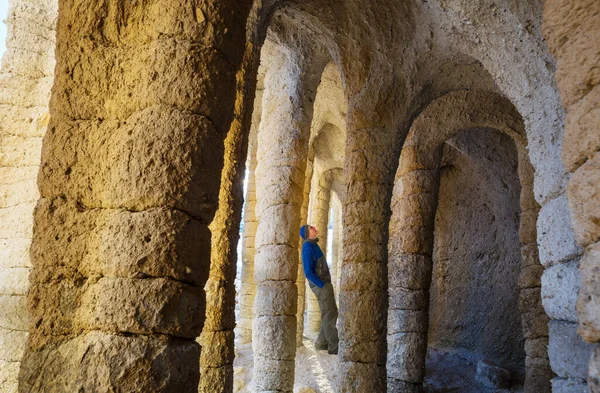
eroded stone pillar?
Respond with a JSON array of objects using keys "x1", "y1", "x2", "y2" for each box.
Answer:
[
  {"x1": 18, "y1": 1, "x2": 252, "y2": 391},
  {"x1": 516, "y1": 147, "x2": 553, "y2": 392},
  {"x1": 339, "y1": 115, "x2": 399, "y2": 392},
  {"x1": 237, "y1": 87, "x2": 262, "y2": 345},
  {"x1": 306, "y1": 169, "x2": 332, "y2": 332},
  {"x1": 199, "y1": 32, "x2": 262, "y2": 392},
  {"x1": 0, "y1": 1, "x2": 56, "y2": 392},
  {"x1": 336, "y1": 199, "x2": 344, "y2": 301},
  {"x1": 387, "y1": 138, "x2": 442, "y2": 393},
  {"x1": 296, "y1": 149, "x2": 314, "y2": 347},
  {"x1": 330, "y1": 195, "x2": 342, "y2": 297},
  {"x1": 543, "y1": 1, "x2": 598, "y2": 390},
  {"x1": 252, "y1": 37, "x2": 325, "y2": 391}
]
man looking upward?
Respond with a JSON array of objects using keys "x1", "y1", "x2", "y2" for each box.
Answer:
[{"x1": 299, "y1": 224, "x2": 339, "y2": 355}]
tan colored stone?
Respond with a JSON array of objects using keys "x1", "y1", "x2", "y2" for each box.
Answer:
[
  {"x1": 394, "y1": 170, "x2": 438, "y2": 199},
  {"x1": 519, "y1": 264, "x2": 544, "y2": 289},
  {"x1": 0, "y1": 203, "x2": 34, "y2": 239},
  {"x1": 0, "y1": 360, "x2": 19, "y2": 393},
  {"x1": 388, "y1": 254, "x2": 432, "y2": 290},
  {"x1": 31, "y1": 199, "x2": 211, "y2": 286},
  {"x1": 254, "y1": 244, "x2": 299, "y2": 283},
  {"x1": 567, "y1": 153, "x2": 600, "y2": 246},
  {"x1": 521, "y1": 309, "x2": 550, "y2": 340},
  {"x1": 74, "y1": 277, "x2": 204, "y2": 338},
  {"x1": 19, "y1": 331, "x2": 200, "y2": 393},
  {"x1": 525, "y1": 337, "x2": 549, "y2": 358},
  {"x1": 521, "y1": 243, "x2": 541, "y2": 268},
  {"x1": 576, "y1": 242, "x2": 600, "y2": 342},
  {"x1": 199, "y1": 366, "x2": 234, "y2": 393},
  {"x1": 520, "y1": 287, "x2": 544, "y2": 313},
  {"x1": 0, "y1": 136, "x2": 42, "y2": 167},
  {"x1": 255, "y1": 204, "x2": 302, "y2": 249},
  {"x1": 200, "y1": 330, "x2": 235, "y2": 368},
  {"x1": 387, "y1": 332, "x2": 427, "y2": 383},
  {"x1": 39, "y1": 110, "x2": 224, "y2": 222},
  {"x1": 543, "y1": 0, "x2": 600, "y2": 107},
  {"x1": 340, "y1": 261, "x2": 387, "y2": 292},
  {"x1": 524, "y1": 356, "x2": 553, "y2": 393},
  {"x1": 519, "y1": 209, "x2": 538, "y2": 245},
  {"x1": 562, "y1": 84, "x2": 600, "y2": 172},
  {"x1": 0, "y1": 328, "x2": 27, "y2": 362},
  {"x1": 0, "y1": 268, "x2": 29, "y2": 296},
  {"x1": 338, "y1": 361, "x2": 386, "y2": 393},
  {"x1": 254, "y1": 281, "x2": 298, "y2": 317},
  {"x1": 252, "y1": 354, "x2": 295, "y2": 392},
  {"x1": 0, "y1": 295, "x2": 28, "y2": 331}
]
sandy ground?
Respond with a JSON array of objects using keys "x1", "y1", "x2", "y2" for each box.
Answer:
[{"x1": 233, "y1": 330, "x2": 338, "y2": 393}]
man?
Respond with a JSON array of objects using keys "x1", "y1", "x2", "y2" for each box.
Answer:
[{"x1": 300, "y1": 224, "x2": 339, "y2": 355}]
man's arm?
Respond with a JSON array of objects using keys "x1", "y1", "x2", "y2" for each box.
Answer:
[{"x1": 302, "y1": 244, "x2": 325, "y2": 288}]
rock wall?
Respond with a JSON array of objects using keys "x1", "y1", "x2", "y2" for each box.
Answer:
[
  {"x1": 429, "y1": 129, "x2": 525, "y2": 369},
  {"x1": 0, "y1": 1, "x2": 56, "y2": 391}
]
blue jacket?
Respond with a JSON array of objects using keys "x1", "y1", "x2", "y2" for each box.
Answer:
[{"x1": 302, "y1": 238, "x2": 331, "y2": 288}]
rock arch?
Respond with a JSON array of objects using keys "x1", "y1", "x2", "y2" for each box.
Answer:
[{"x1": 387, "y1": 89, "x2": 551, "y2": 392}]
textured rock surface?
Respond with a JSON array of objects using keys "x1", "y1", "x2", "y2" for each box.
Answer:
[
  {"x1": 429, "y1": 130, "x2": 524, "y2": 367},
  {"x1": 0, "y1": 0, "x2": 595, "y2": 390},
  {"x1": 295, "y1": 148, "x2": 313, "y2": 347},
  {"x1": 543, "y1": 0, "x2": 599, "y2": 387},
  {"x1": 306, "y1": 170, "x2": 332, "y2": 332},
  {"x1": 548, "y1": 321, "x2": 596, "y2": 380},
  {"x1": 18, "y1": 0, "x2": 254, "y2": 392},
  {"x1": 237, "y1": 97, "x2": 261, "y2": 345},
  {"x1": 475, "y1": 359, "x2": 511, "y2": 389},
  {"x1": 388, "y1": 91, "x2": 550, "y2": 391},
  {"x1": 0, "y1": 1, "x2": 57, "y2": 391},
  {"x1": 199, "y1": 17, "x2": 263, "y2": 392},
  {"x1": 252, "y1": 29, "x2": 327, "y2": 392}
]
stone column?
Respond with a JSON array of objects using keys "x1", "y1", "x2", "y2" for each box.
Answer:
[
  {"x1": 336, "y1": 199, "x2": 344, "y2": 301},
  {"x1": 330, "y1": 196, "x2": 342, "y2": 296},
  {"x1": 516, "y1": 147, "x2": 553, "y2": 392},
  {"x1": 543, "y1": 2, "x2": 598, "y2": 390},
  {"x1": 252, "y1": 37, "x2": 325, "y2": 392},
  {"x1": 306, "y1": 169, "x2": 332, "y2": 332},
  {"x1": 0, "y1": 1, "x2": 56, "y2": 392},
  {"x1": 296, "y1": 149, "x2": 314, "y2": 346},
  {"x1": 18, "y1": 1, "x2": 252, "y2": 391},
  {"x1": 339, "y1": 114, "x2": 400, "y2": 392},
  {"x1": 237, "y1": 87, "x2": 263, "y2": 345},
  {"x1": 387, "y1": 137, "x2": 442, "y2": 393},
  {"x1": 199, "y1": 33, "x2": 262, "y2": 392}
]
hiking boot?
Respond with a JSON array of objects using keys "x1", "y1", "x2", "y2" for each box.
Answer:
[
  {"x1": 328, "y1": 347, "x2": 338, "y2": 355},
  {"x1": 314, "y1": 342, "x2": 328, "y2": 351}
]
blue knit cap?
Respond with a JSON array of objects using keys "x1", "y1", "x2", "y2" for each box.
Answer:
[{"x1": 299, "y1": 224, "x2": 310, "y2": 239}]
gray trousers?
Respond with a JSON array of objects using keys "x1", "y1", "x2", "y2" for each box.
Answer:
[{"x1": 311, "y1": 282, "x2": 339, "y2": 351}]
